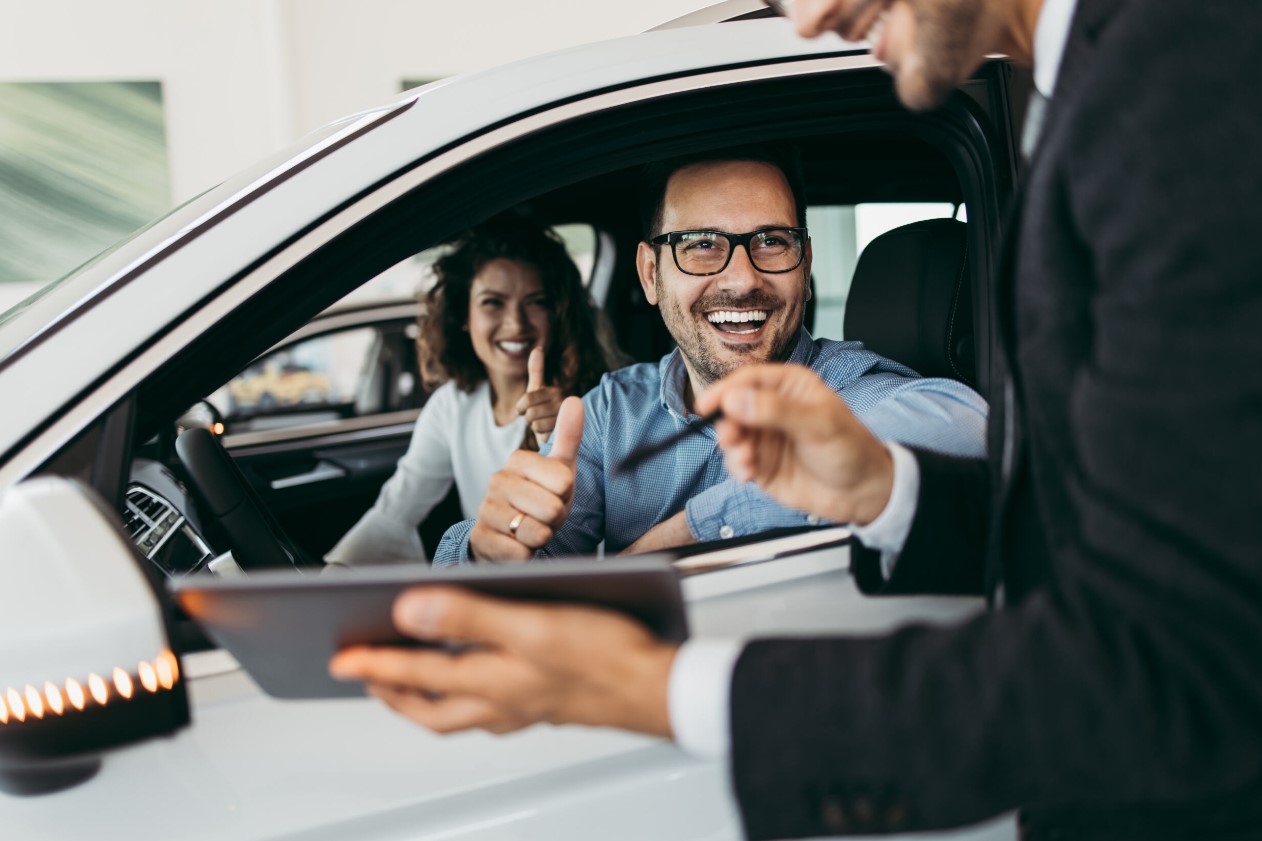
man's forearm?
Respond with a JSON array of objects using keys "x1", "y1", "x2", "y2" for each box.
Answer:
[{"x1": 621, "y1": 510, "x2": 694, "y2": 554}]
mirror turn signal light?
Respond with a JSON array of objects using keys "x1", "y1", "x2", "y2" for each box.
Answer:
[{"x1": 0, "y1": 651, "x2": 180, "y2": 728}]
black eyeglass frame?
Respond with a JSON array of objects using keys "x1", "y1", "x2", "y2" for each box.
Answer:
[{"x1": 649, "y1": 227, "x2": 809, "y2": 277}]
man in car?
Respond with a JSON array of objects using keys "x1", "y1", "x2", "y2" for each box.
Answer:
[
  {"x1": 431, "y1": 144, "x2": 987, "y2": 564},
  {"x1": 335, "y1": 0, "x2": 1262, "y2": 839}
]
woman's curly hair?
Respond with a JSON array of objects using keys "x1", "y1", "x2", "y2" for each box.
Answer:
[{"x1": 417, "y1": 214, "x2": 615, "y2": 414}]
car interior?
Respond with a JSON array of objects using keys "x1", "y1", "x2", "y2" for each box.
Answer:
[{"x1": 33, "y1": 61, "x2": 1025, "y2": 651}]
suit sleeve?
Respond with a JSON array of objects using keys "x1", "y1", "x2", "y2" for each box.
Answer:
[
  {"x1": 730, "y1": 3, "x2": 1262, "y2": 836},
  {"x1": 849, "y1": 449, "x2": 989, "y2": 596}
]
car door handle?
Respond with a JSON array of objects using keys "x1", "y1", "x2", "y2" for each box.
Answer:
[{"x1": 270, "y1": 461, "x2": 348, "y2": 490}]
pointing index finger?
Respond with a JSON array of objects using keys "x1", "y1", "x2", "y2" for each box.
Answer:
[{"x1": 695, "y1": 364, "x2": 783, "y2": 418}]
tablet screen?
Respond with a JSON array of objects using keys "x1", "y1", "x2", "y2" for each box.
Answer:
[{"x1": 170, "y1": 556, "x2": 687, "y2": 699}]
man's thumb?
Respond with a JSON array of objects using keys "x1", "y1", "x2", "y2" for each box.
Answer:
[
  {"x1": 548, "y1": 396, "x2": 584, "y2": 464},
  {"x1": 527, "y1": 346, "x2": 545, "y2": 392}
]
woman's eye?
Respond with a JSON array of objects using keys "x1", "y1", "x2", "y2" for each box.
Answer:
[{"x1": 480, "y1": 298, "x2": 503, "y2": 307}]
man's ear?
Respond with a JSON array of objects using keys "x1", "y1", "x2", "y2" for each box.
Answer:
[
  {"x1": 636, "y1": 241, "x2": 660, "y2": 306},
  {"x1": 802, "y1": 236, "x2": 814, "y2": 302}
]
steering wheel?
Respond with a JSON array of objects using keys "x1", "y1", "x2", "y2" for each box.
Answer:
[{"x1": 175, "y1": 427, "x2": 314, "y2": 571}]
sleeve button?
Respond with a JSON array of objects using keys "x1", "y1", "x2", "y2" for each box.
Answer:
[
  {"x1": 719, "y1": 525, "x2": 735, "y2": 539},
  {"x1": 806, "y1": 514, "x2": 821, "y2": 525}
]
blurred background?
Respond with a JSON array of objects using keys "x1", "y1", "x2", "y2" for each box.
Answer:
[{"x1": 0, "y1": 0, "x2": 717, "y2": 312}]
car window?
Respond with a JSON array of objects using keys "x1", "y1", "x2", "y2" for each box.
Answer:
[
  {"x1": 809, "y1": 202, "x2": 966, "y2": 340},
  {"x1": 336, "y1": 222, "x2": 599, "y2": 310},
  {"x1": 207, "y1": 323, "x2": 418, "y2": 433},
  {"x1": 208, "y1": 223, "x2": 595, "y2": 435},
  {"x1": 553, "y1": 223, "x2": 597, "y2": 285}
]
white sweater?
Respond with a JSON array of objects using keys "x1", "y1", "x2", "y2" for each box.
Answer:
[{"x1": 324, "y1": 380, "x2": 527, "y2": 565}]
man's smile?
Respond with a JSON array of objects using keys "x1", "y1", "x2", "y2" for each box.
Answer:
[{"x1": 704, "y1": 308, "x2": 772, "y2": 339}]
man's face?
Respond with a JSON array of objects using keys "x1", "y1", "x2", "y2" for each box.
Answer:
[
  {"x1": 861, "y1": 0, "x2": 1007, "y2": 112},
  {"x1": 637, "y1": 160, "x2": 811, "y2": 391}
]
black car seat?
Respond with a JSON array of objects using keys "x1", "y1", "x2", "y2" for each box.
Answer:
[{"x1": 843, "y1": 218, "x2": 975, "y2": 386}]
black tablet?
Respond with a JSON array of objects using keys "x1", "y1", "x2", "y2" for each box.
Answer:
[{"x1": 168, "y1": 556, "x2": 688, "y2": 699}]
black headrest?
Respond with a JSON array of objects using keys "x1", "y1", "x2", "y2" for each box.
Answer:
[{"x1": 843, "y1": 218, "x2": 974, "y2": 385}]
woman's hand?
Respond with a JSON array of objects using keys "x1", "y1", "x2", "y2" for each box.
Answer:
[{"x1": 516, "y1": 347, "x2": 564, "y2": 447}]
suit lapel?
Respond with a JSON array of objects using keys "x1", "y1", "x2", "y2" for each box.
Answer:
[{"x1": 984, "y1": 0, "x2": 1126, "y2": 600}]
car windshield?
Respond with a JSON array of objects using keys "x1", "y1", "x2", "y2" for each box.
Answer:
[{"x1": 0, "y1": 99, "x2": 414, "y2": 365}]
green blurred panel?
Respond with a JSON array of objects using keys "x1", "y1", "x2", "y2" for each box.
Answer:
[{"x1": 0, "y1": 81, "x2": 171, "y2": 285}]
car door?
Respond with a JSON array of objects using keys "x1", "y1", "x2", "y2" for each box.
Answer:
[
  {"x1": 210, "y1": 223, "x2": 604, "y2": 563},
  {"x1": 211, "y1": 302, "x2": 435, "y2": 560}
]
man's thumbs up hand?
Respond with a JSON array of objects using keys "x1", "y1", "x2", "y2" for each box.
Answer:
[{"x1": 471, "y1": 396, "x2": 585, "y2": 563}]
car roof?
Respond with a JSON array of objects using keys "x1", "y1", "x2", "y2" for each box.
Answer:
[
  {"x1": 650, "y1": 0, "x2": 781, "y2": 30},
  {"x1": 0, "y1": 20, "x2": 879, "y2": 475},
  {"x1": 0, "y1": 19, "x2": 862, "y2": 367}
]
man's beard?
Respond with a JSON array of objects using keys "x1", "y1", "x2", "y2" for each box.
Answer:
[
  {"x1": 655, "y1": 268, "x2": 800, "y2": 388},
  {"x1": 894, "y1": 0, "x2": 989, "y2": 111}
]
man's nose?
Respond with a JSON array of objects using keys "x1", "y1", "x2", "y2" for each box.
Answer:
[{"x1": 716, "y1": 243, "x2": 763, "y2": 294}]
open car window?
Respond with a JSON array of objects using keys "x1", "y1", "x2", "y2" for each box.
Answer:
[
  {"x1": 208, "y1": 223, "x2": 599, "y2": 436},
  {"x1": 809, "y1": 201, "x2": 967, "y2": 340}
]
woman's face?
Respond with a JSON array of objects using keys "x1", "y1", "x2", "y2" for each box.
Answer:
[{"x1": 466, "y1": 258, "x2": 551, "y2": 387}]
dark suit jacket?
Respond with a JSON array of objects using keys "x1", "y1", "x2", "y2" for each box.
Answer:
[{"x1": 729, "y1": 1, "x2": 1262, "y2": 837}]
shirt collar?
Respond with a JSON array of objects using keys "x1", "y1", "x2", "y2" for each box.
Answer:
[
  {"x1": 1034, "y1": 0, "x2": 1079, "y2": 98},
  {"x1": 659, "y1": 327, "x2": 815, "y2": 418}
]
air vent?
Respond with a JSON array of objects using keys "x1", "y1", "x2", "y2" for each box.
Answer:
[{"x1": 123, "y1": 487, "x2": 184, "y2": 559}]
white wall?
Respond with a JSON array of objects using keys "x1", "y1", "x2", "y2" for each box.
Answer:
[
  {"x1": 0, "y1": 0, "x2": 714, "y2": 310},
  {"x1": 0, "y1": 0, "x2": 714, "y2": 203}
]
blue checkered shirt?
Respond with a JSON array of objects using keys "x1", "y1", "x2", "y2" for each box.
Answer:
[{"x1": 432, "y1": 328, "x2": 987, "y2": 565}]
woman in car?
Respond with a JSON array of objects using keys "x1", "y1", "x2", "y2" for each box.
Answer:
[{"x1": 325, "y1": 215, "x2": 616, "y2": 565}]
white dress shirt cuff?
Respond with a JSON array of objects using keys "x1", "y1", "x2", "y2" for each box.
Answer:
[
  {"x1": 848, "y1": 441, "x2": 921, "y2": 579},
  {"x1": 669, "y1": 638, "x2": 743, "y2": 760}
]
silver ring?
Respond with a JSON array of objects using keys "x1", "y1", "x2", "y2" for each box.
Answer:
[{"x1": 508, "y1": 512, "x2": 525, "y2": 536}]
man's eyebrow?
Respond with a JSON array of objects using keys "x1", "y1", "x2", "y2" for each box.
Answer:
[{"x1": 669, "y1": 223, "x2": 796, "y2": 231}]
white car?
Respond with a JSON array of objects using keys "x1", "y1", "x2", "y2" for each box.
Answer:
[{"x1": 0, "y1": 5, "x2": 1025, "y2": 838}]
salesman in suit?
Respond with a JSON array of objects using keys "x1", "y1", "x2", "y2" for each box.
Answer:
[{"x1": 332, "y1": 0, "x2": 1262, "y2": 837}]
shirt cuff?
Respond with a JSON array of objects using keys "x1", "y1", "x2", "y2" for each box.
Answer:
[
  {"x1": 669, "y1": 638, "x2": 743, "y2": 760},
  {"x1": 431, "y1": 519, "x2": 476, "y2": 568},
  {"x1": 685, "y1": 479, "x2": 818, "y2": 542},
  {"x1": 848, "y1": 442, "x2": 920, "y2": 579}
]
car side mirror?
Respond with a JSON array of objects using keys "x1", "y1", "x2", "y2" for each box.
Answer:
[
  {"x1": 176, "y1": 400, "x2": 225, "y2": 437},
  {"x1": 0, "y1": 478, "x2": 189, "y2": 795}
]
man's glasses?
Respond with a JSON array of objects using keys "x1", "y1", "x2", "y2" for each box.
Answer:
[{"x1": 650, "y1": 228, "x2": 808, "y2": 277}]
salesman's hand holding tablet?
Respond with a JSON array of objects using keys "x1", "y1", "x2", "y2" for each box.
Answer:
[
  {"x1": 330, "y1": 583, "x2": 680, "y2": 737},
  {"x1": 170, "y1": 557, "x2": 687, "y2": 727}
]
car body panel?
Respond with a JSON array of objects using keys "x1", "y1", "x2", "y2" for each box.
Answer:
[{"x1": 3, "y1": 546, "x2": 998, "y2": 840}]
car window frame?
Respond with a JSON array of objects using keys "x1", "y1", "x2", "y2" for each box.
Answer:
[{"x1": 9, "y1": 55, "x2": 1017, "y2": 491}]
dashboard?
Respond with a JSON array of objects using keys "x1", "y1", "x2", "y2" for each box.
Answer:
[{"x1": 123, "y1": 459, "x2": 216, "y2": 576}]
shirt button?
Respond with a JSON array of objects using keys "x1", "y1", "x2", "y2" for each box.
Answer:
[
  {"x1": 719, "y1": 525, "x2": 735, "y2": 539},
  {"x1": 806, "y1": 515, "x2": 821, "y2": 525},
  {"x1": 821, "y1": 798, "x2": 847, "y2": 831}
]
